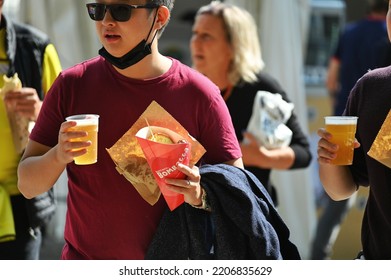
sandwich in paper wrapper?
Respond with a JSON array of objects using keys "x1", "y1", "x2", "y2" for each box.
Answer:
[
  {"x1": 0, "y1": 73, "x2": 33, "y2": 154},
  {"x1": 368, "y1": 109, "x2": 391, "y2": 168},
  {"x1": 106, "y1": 101, "x2": 206, "y2": 211}
]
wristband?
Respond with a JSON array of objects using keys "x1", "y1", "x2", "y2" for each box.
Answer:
[{"x1": 189, "y1": 188, "x2": 211, "y2": 212}]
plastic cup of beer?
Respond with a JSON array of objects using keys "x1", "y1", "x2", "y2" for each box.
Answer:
[
  {"x1": 66, "y1": 114, "x2": 99, "y2": 165},
  {"x1": 324, "y1": 116, "x2": 358, "y2": 165}
]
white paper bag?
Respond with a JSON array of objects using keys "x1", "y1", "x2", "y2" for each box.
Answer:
[{"x1": 246, "y1": 90, "x2": 294, "y2": 149}]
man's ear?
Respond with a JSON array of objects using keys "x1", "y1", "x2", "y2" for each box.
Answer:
[{"x1": 155, "y1": 5, "x2": 170, "y2": 30}]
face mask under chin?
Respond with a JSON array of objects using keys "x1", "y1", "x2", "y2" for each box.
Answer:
[{"x1": 99, "y1": 39, "x2": 152, "y2": 69}]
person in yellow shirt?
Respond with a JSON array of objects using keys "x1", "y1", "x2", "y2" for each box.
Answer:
[{"x1": 0, "y1": 0, "x2": 61, "y2": 259}]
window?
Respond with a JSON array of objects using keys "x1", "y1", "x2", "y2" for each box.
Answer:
[{"x1": 304, "y1": 0, "x2": 345, "y2": 86}]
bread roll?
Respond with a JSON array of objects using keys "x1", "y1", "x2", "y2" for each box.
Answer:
[{"x1": 148, "y1": 133, "x2": 174, "y2": 144}]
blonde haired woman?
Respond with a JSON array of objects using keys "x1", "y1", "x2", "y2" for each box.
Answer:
[{"x1": 190, "y1": 1, "x2": 312, "y2": 204}]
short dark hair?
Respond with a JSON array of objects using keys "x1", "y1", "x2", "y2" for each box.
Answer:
[
  {"x1": 368, "y1": 0, "x2": 389, "y2": 13},
  {"x1": 150, "y1": 0, "x2": 175, "y2": 12}
]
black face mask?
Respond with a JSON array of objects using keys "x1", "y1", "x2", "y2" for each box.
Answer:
[
  {"x1": 99, "y1": 7, "x2": 159, "y2": 70},
  {"x1": 99, "y1": 40, "x2": 152, "y2": 69}
]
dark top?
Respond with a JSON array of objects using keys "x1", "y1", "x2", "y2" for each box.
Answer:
[
  {"x1": 346, "y1": 65, "x2": 391, "y2": 259},
  {"x1": 333, "y1": 17, "x2": 391, "y2": 115},
  {"x1": 223, "y1": 72, "x2": 312, "y2": 204},
  {"x1": 1, "y1": 15, "x2": 55, "y2": 229},
  {"x1": 3, "y1": 15, "x2": 50, "y2": 99}
]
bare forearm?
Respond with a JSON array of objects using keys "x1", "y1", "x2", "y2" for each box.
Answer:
[
  {"x1": 319, "y1": 164, "x2": 357, "y2": 200},
  {"x1": 224, "y1": 157, "x2": 244, "y2": 168},
  {"x1": 243, "y1": 146, "x2": 295, "y2": 169},
  {"x1": 262, "y1": 146, "x2": 295, "y2": 169},
  {"x1": 326, "y1": 57, "x2": 340, "y2": 93},
  {"x1": 18, "y1": 145, "x2": 66, "y2": 199}
]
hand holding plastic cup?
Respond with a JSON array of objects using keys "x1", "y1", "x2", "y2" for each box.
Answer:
[
  {"x1": 66, "y1": 114, "x2": 99, "y2": 165},
  {"x1": 324, "y1": 116, "x2": 358, "y2": 165}
]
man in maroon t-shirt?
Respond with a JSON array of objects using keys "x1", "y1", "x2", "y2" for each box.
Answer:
[{"x1": 17, "y1": 0, "x2": 243, "y2": 259}]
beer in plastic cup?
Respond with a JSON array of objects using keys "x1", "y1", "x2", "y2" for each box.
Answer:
[
  {"x1": 66, "y1": 114, "x2": 99, "y2": 165},
  {"x1": 324, "y1": 116, "x2": 358, "y2": 165}
]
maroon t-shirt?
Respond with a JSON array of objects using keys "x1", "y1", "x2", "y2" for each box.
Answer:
[{"x1": 31, "y1": 57, "x2": 241, "y2": 259}]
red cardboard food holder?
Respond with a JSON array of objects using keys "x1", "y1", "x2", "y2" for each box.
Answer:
[{"x1": 136, "y1": 126, "x2": 191, "y2": 210}]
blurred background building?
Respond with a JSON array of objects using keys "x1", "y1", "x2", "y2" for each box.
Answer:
[{"x1": 4, "y1": 0, "x2": 371, "y2": 259}]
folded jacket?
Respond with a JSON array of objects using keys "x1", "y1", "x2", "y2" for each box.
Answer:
[{"x1": 146, "y1": 164, "x2": 300, "y2": 260}]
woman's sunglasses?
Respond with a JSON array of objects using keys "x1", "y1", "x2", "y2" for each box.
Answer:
[{"x1": 86, "y1": 3, "x2": 159, "y2": 22}]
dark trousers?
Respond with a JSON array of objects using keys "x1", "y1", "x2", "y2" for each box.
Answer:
[
  {"x1": 0, "y1": 195, "x2": 42, "y2": 260},
  {"x1": 310, "y1": 196, "x2": 352, "y2": 259}
]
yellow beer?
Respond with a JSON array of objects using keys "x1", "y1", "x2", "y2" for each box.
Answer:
[
  {"x1": 66, "y1": 114, "x2": 99, "y2": 165},
  {"x1": 325, "y1": 116, "x2": 358, "y2": 165}
]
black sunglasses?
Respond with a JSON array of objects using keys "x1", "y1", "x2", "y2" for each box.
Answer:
[{"x1": 86, "y1": 3, "x2": 159, "y2": 22}]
